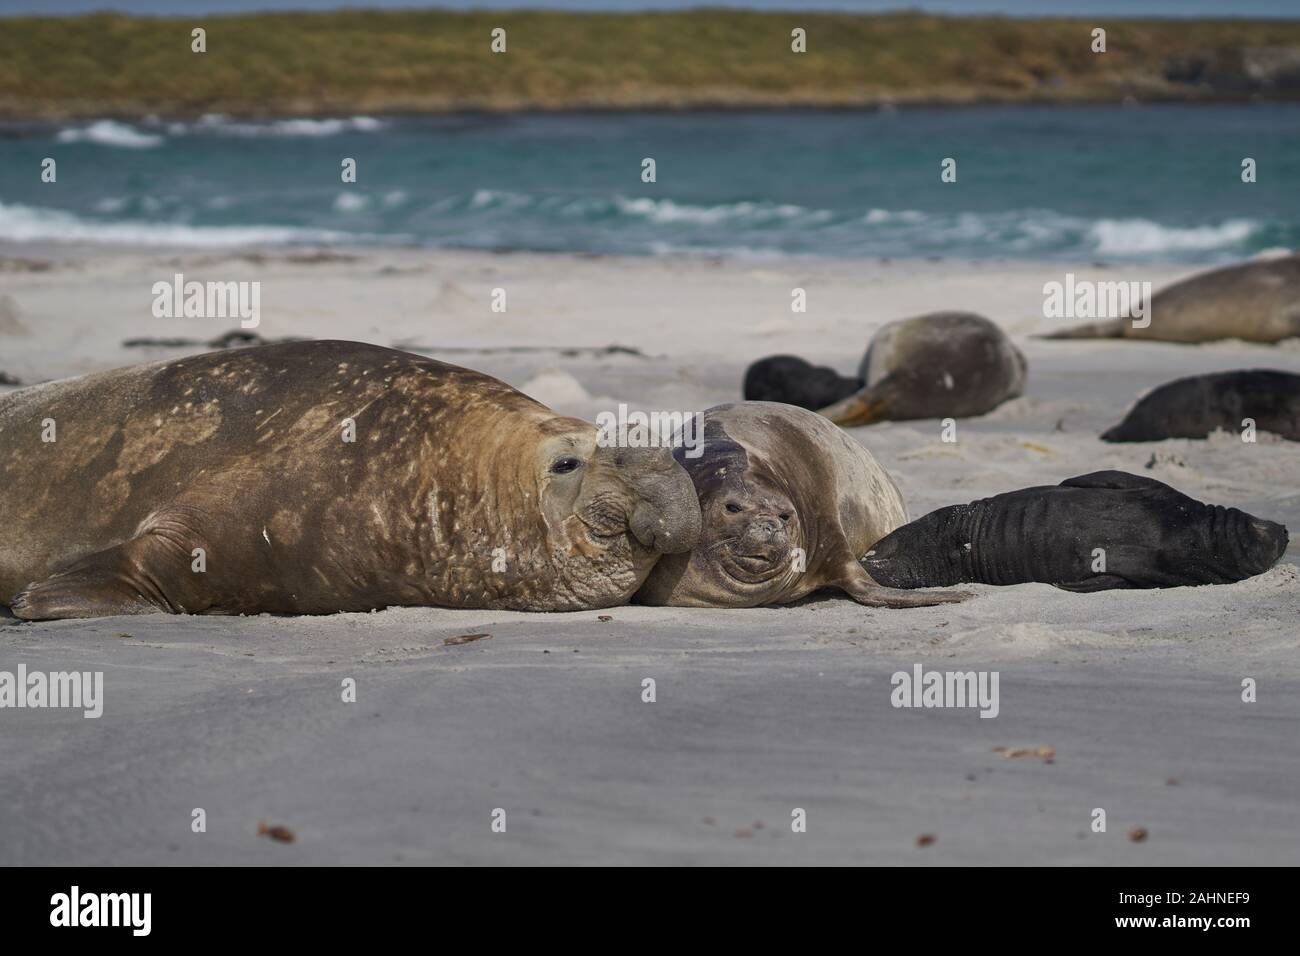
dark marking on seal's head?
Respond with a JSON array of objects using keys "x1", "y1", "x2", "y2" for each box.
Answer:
[{"x1": 681, "y1": 417, "x2": 801, "y2": 587}]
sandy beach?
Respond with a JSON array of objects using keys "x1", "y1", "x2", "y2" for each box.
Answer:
[{"x1": 2, "y1": 245, "x2": 1299, "y2": 865}]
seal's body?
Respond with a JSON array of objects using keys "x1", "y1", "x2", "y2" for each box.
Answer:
[
  {"x1": 1043, "y1": 256, "x2": 1300, "y2": 344},
  {"x1": 863, "y1": 471, "x2": 1288, "y2": 591},
  {"x1": 1102, "y1": 369, "x2": 1300, "y2": 442},
  {"x1": 742, "y1": 355, "x2": 861, "y2": 411},
  {"x1": 635, "y1": 402, "x2": 969, "y2": 608},
  {"x1": 817, "y1": 312, "x2": 1027, "y2": 427},
  {"x1": 1, "y1": 341, "x2": 701, "y2": 618}
]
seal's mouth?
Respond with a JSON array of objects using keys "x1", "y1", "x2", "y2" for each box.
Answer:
[{"x1": 719, "y1": 541, "x2": 789, "y2": 582}]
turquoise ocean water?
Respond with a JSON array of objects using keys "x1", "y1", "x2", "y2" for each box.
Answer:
[{"x1": 1, "y1": 104, "x2": 1297, "y2": 262}]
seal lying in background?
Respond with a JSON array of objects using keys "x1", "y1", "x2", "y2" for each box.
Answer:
[
  {"x1": 742, "y1": 355, "x2": 860, "y2": 410},
  {"x1": 821, "y1": 312, "x2": 1027, "y2": 426},
  {"x1": 0, "y1": 340, "x2": 702, "y2": 619},
  {"x1": 635, "y1": 402, "x2": 971, "y2": 608},
  {"x1": 863, "y1": 471, "x2": 1288, "y2": 591},
  {"x1": 1102, "y1": 369, "x2": 1300, "y2": 442},
  {"x1": 742, "y1": 312, "x2": 1026, "y2": 426},
  {"x1": 1043, "y1": 255, "x2": 1300, "y2": 344}
]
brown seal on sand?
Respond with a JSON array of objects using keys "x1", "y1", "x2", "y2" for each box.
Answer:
[
  {"x1": 1, "y1": 340, "x2": 701, "y2": 618},
  {"x1": 817, "y1": 312, "x2": 1027, "y2": 427},
  {"x1": 1042, "y1": 256, "x2": 1300, "y2": 344},
  {"x1": 635, "y1": 402, "x2": 970, "y2": 608}
]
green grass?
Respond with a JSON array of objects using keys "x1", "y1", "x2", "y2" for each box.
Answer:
[{"x1": 1, "y1": 9, "x2": 1298, "y2": 118}]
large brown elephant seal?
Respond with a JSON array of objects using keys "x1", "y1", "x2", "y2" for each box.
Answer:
[
  {"x1": 0, "y1": 340, "x2": 702, "y2": 619},
  {"x1": 1043, "y1": 255, "x2": 1300, "y2": 343},
  {"x1": 815, "y1": 312, "x2": 1027, "y2": 427},
  {"x1": 634, "y1": 402, "x2": 970, "y2": 608}
]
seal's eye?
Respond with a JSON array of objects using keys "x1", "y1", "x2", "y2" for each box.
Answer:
[
  {"x1": 779, "y1": 513, "x2": 792, "y2": 523},
  {"x1": 551, "y1": 457, "x2": 582, "y2": 475},
  {"x1": 725, "y1": 502, "x2": 743, "y2": 513}
]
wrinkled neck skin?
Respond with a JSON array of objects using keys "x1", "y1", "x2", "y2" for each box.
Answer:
[
  {"x1": 400, "y1": 403, "x2": 654, "y2": 611},
  {"x1": 892, "y1": 495, "x2": 1080, "y2": 587},
  {"x1": 957, "y1": 497, "x2": 1035, "y2": 586}
]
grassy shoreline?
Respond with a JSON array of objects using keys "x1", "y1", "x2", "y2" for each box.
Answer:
[{"x1": 2, "y1": 9, "x2": 1299, "y2": 120}]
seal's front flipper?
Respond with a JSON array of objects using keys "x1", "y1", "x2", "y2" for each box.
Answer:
[
  {"x1": 9, "y1": 537, "x2": 192, "y2": 620},
  {"x1": 839, "y1": 563, "x2": 972, "y2": 608},
  {"x1": 1036, "y1": 318, "x2": 1126, "y2": 340},
  {"x1": 816, "y1": 379, "x2": 894, "y2": 427}
]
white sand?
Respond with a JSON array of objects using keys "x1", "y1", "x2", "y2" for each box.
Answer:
[{"x1": 2, "y1": 246, "x2": 1299, "y2": 864}]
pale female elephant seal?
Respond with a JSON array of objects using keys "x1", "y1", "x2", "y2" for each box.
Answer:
[
  {"x1": 1043, "y1": 255, "x2": 1300, "y2": 344},
  {"x1": 815, "y1": 312, "x2": 1027, "y2": 427},
  {"x1": 634, "y1": 402, "x2": 971, "y2": 608},
  {"x1": 0, "y1": 340, "x2": 702, "y2": 619}
]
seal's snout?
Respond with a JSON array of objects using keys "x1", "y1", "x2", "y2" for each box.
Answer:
[
  {"x1": 616, "y1": 446, "x2": 702, "y2": 554},
  {"x1": 1246, "y1": 517, "x2": 1289, "y2": 572}
]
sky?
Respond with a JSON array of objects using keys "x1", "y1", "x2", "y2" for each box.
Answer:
[{"x1": 3, "y1": 1, "x2": 1298, "y2": 19}]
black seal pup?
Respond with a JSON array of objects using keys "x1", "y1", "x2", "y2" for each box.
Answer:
[
  {"x1": 1102, "y1": 369, "x2": 1300, "y2": 442},
  {"x1": 742, "y1": 355, "x2": 860, "y2": 410},
  {"x1": 862, "y1": 471, "x2": 1288, "y2": 591}
]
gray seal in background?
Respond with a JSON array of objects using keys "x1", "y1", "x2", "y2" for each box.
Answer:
[
  {"x1": 1042, "y1": 256, "x2": 1300, "y2": 344},
  {"x1": 818, "y1": 311, "x2": 1027, "y2": 427},
  {"x1": 1102, "y1": 369, "x2": 1300, "y2": 442}
]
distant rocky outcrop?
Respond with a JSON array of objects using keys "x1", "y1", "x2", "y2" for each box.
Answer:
[
  {"x1": 5, "y1": 12, "x2": 1300, "y2": 118},
  {"x1": 1165, "y1": 47, "x2": 1300, "y2": 95}
]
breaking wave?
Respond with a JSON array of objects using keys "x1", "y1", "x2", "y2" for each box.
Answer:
[{"x1": 0, "y1": 201, "x2": 355, "y2": 247}]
